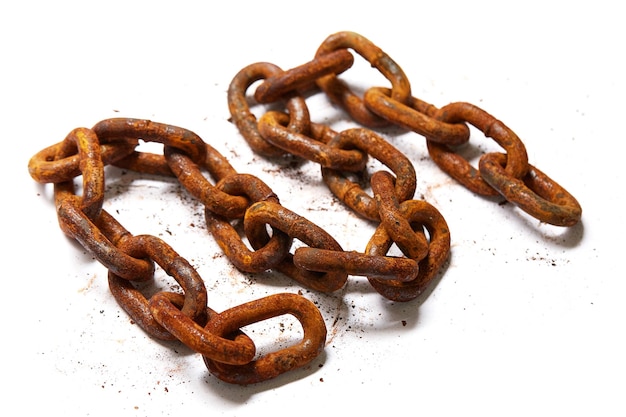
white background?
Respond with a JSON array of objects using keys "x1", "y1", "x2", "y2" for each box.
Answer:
[{"x1": 2, "y1": 1, "x2": 624, "y2": 416}]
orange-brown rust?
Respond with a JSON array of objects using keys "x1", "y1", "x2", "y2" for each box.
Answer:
[
  {"x1": 244, "y1": 200, "x2": 348, "y2": 292},
  {"x1": 364, "y1": 87, "x2": 470, "y2": 145},
  {"x1": 322, "y1": 128, "x2": 417, "y2": 221},
  {"x1": 294, "y1": 248, "x2": 419, "y2": 282},
  {"x1": 28, "y1": 30, "x2": 583, "y2": 388},
  {"x1": 203, "y1": 293, "x2": 327, "y2": 385},
  {"x1": 228, "y1": 62, "x2": 311, "y2": 157},
  {"x1": 426, "y1": 102, "x2": 529, "y2": 196},
  {"x1": 372, "y1": 171, "x2": 429, "y2": 262},
  {"x1": 258, "y1": 111, "x2": 368, "y2": 171},
  {"x1": 479, "y1": 152, "x2": 582, "y2": 226},
  {"x1": 315, "y1": 31, "x2": 412, "y2": 127},
  {"x1": 366, "y1": 199, "x2": 451, "y2": 302},
  {"x1": 254, "y1": 49, "x2": 354, "y2": 103}
]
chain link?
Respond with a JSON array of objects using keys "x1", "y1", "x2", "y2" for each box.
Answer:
[{"x1": 28, "y1": 31, "x2": 582, "y2": 386}]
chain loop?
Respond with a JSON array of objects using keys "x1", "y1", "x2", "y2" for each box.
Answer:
[
  {"x1": 29, "y1": 138, "x2": 137, "y2": 184},
  {"x1": 202, "y1": 293, "x2": 327, "y2": 385},
  {"x1": 254, "y1": 49, "x2": 354, "y2": 103},
  {"x1": 53, "y1": 127, "x2": 105, "y2": 221},
  {"x1": 315, "y1": 31, "x2": 412, "y2": 127},
  {"x1": 322, "y1": 127, "x2": 417, "y2": 221},
  {"x1": 244, "y1": 200, "x2": 348, "y2": 292},
  {"x1": 426, "y1": 102, "x2": 529, "y2": 196},
  {"x1": 372, "y1": 170, "x2": 429, "y2": 262},
  {"x1": 366, "y1": 199, "x2": 451, "y2": 302},
  {"x1": 106, "y1": 233, "x2": 209, "y2": 341},
  {"x1": 479, "y1": 152, "x2": 583, "y2": 226},
  {"x1": 49, "y1": 128, "x2": 156, "y2": 282},
  {"x1": 228, "y1": 62, "x2": 311, "y2": 157},
  {"x1": 93, "y1": 118, "x2": 208, "y2": 165},
  {"x1": 293, "y1": 247, "x2": 419, "y2": 282},
  {"x1": 116, "y1": 234, "x2": 208, "y2": 324},
  {"x1": 258, "y1": 110, "x2": 368, "y2": 171},
  {"x1": 204, "y1": 174, "x2": 293, "y2": 273},
  {"x1": 149, "y1": 292, "x2": 256, "y2": 364},
  {"x1": 364, "y1": 86, "x2": 470, "y2": 145},
  {"x1": 165, "y1": 145, "x2": 250, "y2": 219}
]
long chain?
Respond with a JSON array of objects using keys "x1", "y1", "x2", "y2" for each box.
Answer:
[{"x1": 28, "y1": 31, "x2": 582, "y2": 385}]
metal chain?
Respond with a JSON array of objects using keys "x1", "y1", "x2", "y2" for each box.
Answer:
[
  {"x1": 27, "y1": 31, "x2": 582, "y2": 386},
  {"x1": 251, "y1": 31, "x2": 582, "y2": 227}
]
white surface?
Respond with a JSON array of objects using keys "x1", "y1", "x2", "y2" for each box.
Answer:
[{"x1": 2, "y1": 1, "x2": 624, "y2": 416}]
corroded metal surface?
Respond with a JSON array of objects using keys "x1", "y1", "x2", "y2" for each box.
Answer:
[{"x1": 28, "y1": 30, "x2": 581, "y2": 387}]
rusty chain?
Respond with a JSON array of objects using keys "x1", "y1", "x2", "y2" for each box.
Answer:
[{"x1": 28, "y1": 31, "x2": 582, "y2": 386}]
